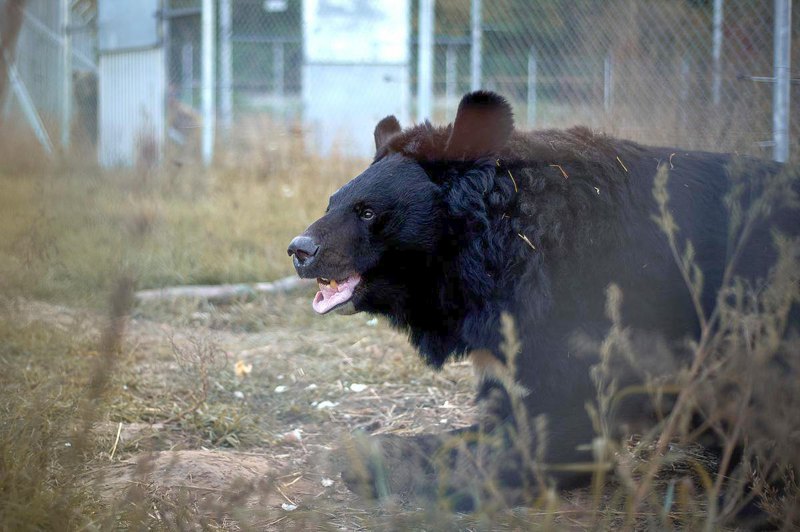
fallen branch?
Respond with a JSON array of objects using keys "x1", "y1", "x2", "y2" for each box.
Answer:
[{"x1": 134, "y1": 275, "x2": 313, "y2": 303}]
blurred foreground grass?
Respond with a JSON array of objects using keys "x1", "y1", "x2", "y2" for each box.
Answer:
[{"x1": 0, "y1": 315, "x2": 102, "y2": 529}]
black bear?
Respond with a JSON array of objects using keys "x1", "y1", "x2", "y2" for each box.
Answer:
[{"x1": 288, "y1": 92, "x2": 799, "y2": 513}]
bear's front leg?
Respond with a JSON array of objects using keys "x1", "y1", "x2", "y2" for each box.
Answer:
[
  {"x1": 330, "y1": 372, "x2": 530, "y2": 512},
  {"x1": 332, "y1": 427, "x2": 528, "y2": 512}
]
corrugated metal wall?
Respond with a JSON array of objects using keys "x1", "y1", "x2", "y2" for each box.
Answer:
[{"x1": 98, "y1": 48, "x2": 165, "y2": 166}]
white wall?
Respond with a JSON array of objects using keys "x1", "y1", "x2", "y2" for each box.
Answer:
[
  {"x1": 302, "y1": 0, "x2": 410, "y2": 158},
  {"x1": 98, "y1": 48, "x2": 165, "y2": 167}
]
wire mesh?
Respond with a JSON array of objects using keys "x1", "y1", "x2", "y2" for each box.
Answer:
[
  {"x1": 165, "y1": 0, "x2": 797, "y2": 158},
  {"x1": 429, "y1": 0, "x2": 783, "y2": 154}
]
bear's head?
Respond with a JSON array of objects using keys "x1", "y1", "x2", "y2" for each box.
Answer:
[{"x1": 288, "y1": 92, "x2": 516, "y2": 363}]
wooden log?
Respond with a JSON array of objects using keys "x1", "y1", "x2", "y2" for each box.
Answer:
[{"x1": 134, "y1": 275, "x2": 313, "y2": 303}]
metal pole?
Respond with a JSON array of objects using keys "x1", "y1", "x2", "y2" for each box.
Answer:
[
  {"x1": 445, "y1": 44, "x2": 457, "y2": 115},
  {"x1": 773, "y1": 0, "x2": 791, "y2": 163},
  {"x1": 60, "y1": 0, "x2": 72, "y2": 149},
  {"x1": 604, "y1": 52, "x2": 614, "y2": 114},
  {"x1": 712, "y1": 0, "x2": 723, "y2": 106},
  {"x1": 417, "y1": 0, "x2": 434, "y2": 122},
  {"x1": 470, "y1": 0, "x2": 481, "y2": 91},
  {"x1": 201, "y1": 0, "x2": 216, "y2": 166},
  {"x1": 527, "y1": 49, "x2": 536, "y2": 128},
  {"x1": 219, "y1": 0, "x2": 233, "y2": 130}
]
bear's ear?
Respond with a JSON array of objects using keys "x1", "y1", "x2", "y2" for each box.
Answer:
[
  {"x1": 374, "y1": 115, "x2": 402, "y2": 152},
  {"x1": 446, "y1": 91, "x2": 514, "y2": 160}
]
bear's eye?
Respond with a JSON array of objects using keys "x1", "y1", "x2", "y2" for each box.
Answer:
[{"x1": 360, "y1": 208, "x2": 375, "y2": 221}]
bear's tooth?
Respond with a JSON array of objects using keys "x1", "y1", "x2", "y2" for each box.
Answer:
[{"x1": 330, "y1": 279, "x2": 339, "y2": 291}]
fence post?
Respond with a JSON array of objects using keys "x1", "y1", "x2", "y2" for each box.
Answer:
[
  {"x1": 201, "y1": 0, "x2": 216, "y2": 166},
  {"x1": 712, "y1": 0, "x2": 723, "y2": 106},
  {"x1": 470, "y1": 0, "x2": 481, "y2": 90},
  {"x1": 417, "y1": 0, "x2": 434, "y2": 122},
  {"x1": 527, "y1": 49, "x2": 536, "y2": 128},
  {"x1": 604, "y1": 52, "x2": 614, "y2": 114},
  {"x1": 219, "y1": 0, "x2": 233, "y2": 130},
  {"x1": 773, "y1": 0, "x2": 791, "y2": 163},
  {"x1": 60, "y1": 0, "x2": 72, "y2": 149}
]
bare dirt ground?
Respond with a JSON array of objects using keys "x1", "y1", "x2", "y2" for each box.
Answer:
[{"x1": 15, "y1": 288, "x2": 483, "y2": 528}]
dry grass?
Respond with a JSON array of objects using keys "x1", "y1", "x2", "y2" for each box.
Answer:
[
  {"x1": 0, "y1": 122, "x2": 798, "y2": 530},
  {"x1": 0, "y1": 125, "x2": 363, "y2": 307},
  {"x1": 0, "y1": 127, "x2": 483, "y2": 529}
]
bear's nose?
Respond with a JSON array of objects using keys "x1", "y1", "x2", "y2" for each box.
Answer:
[{"x1": 287, "y1": 236, "x2": 320, "y2": 267}]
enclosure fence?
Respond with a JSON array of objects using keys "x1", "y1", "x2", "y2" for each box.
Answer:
[{"x1": 2, "y1": 0, "x2": 797, "y2": 165}]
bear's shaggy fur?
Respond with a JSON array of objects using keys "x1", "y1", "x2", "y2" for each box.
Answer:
[{"x1": 289, "y1": 92, "x2": 799, "y2": 509}]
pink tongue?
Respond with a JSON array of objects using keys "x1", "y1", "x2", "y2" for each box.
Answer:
[{"x1": 312, "y1": 274, "x2": 361, "y2": 314}]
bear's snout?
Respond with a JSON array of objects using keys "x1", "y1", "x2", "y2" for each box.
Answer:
[{"x1": 287, "y1": 235, "x2": 320, "y2": 271}]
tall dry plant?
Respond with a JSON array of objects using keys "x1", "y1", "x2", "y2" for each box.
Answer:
[
  {"x1": 422, "y1": 159, "x2": 800, "y2": 528},
  {"x1": 607, "y1": 162, "x2": 800, "y2": 529}
]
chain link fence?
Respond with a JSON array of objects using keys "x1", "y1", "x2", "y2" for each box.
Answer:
[
  {"x1": 0, "y1": 0, "x2": 96, "y2": 155},
  {"x1": 427, "y1": 0, "x2": 786, "y2": 156},
  {"x1": 2, "y1": 0, "x2": 797, "y2": 164}
]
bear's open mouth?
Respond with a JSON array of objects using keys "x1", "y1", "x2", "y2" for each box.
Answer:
[{"x1": 312, "y1": 274, "x2": 362, "y2": 314}]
